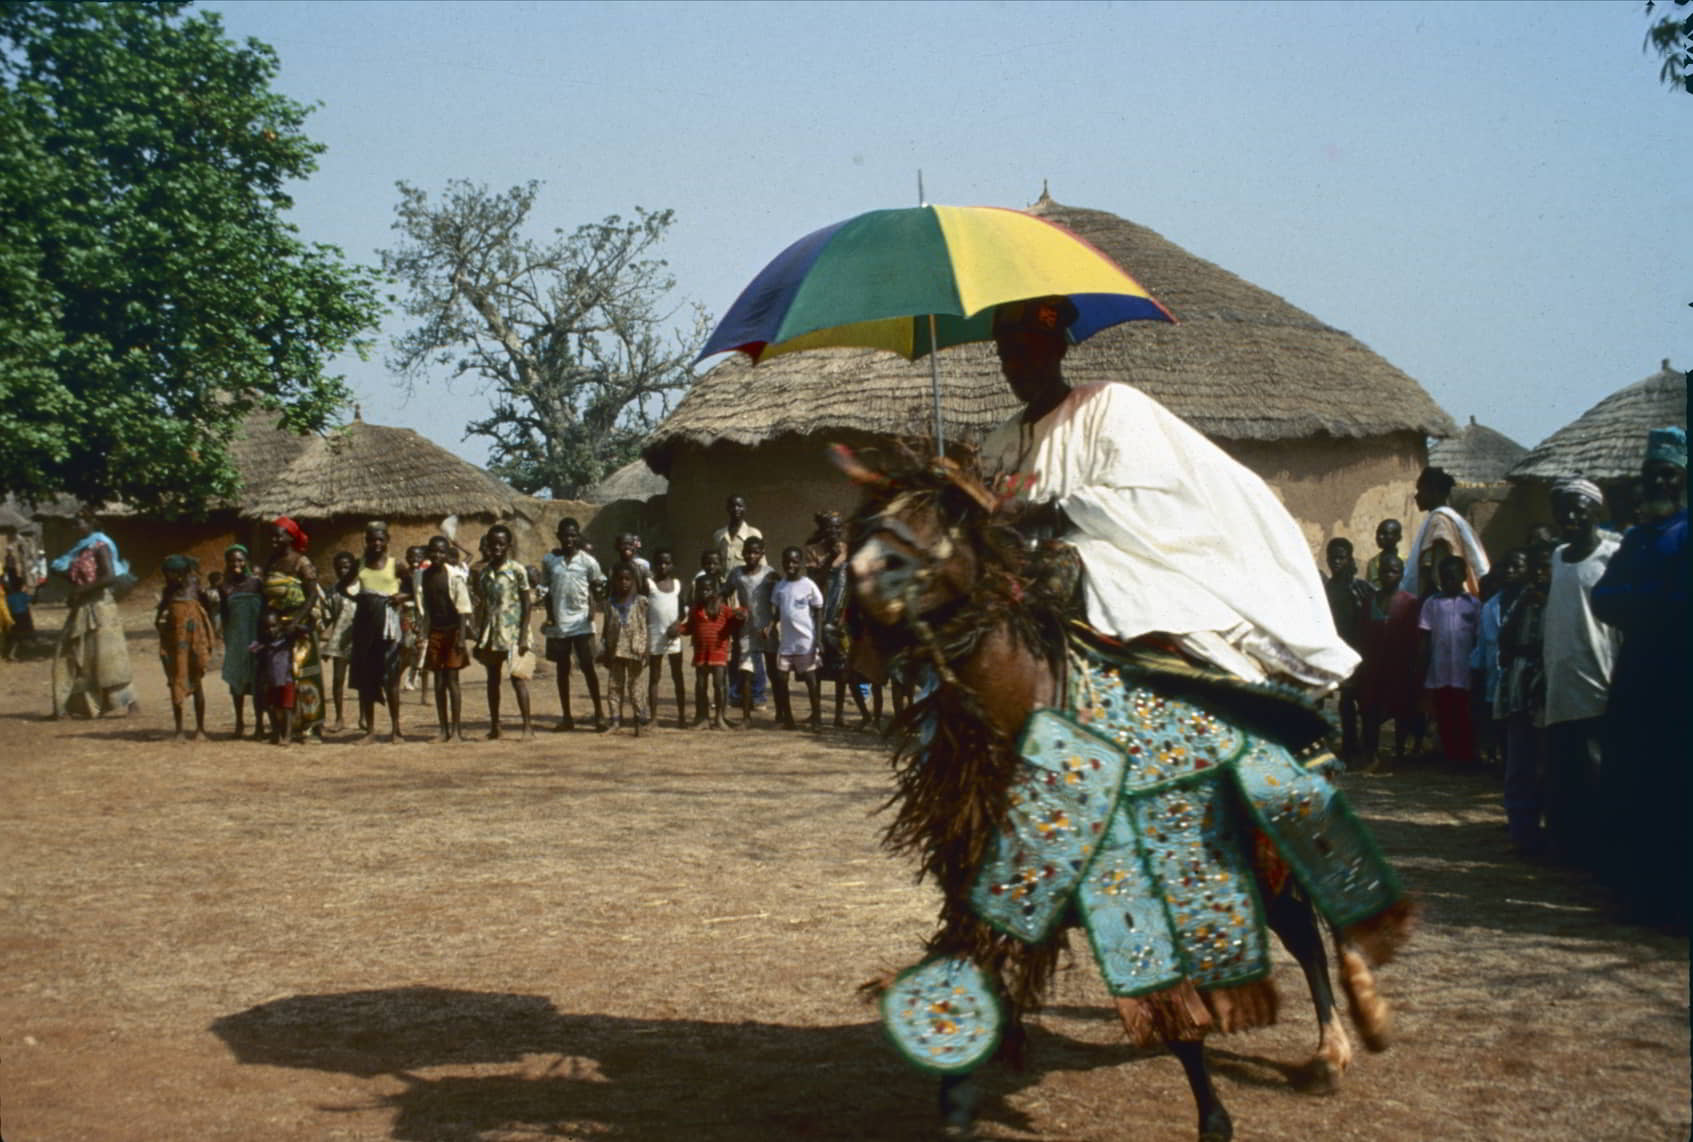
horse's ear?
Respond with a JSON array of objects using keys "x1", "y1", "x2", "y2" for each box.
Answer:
[
  {"x1": 932, "y1": 457, "x2": 997, "y2": 514},
  {"x1": 829, "y1": 443, "x2": 891, "y2": 488}
]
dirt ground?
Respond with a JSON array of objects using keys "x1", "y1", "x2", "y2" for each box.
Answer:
[{"x1": 2, "y1": 602, "x2": 1687, "y2": 1142}]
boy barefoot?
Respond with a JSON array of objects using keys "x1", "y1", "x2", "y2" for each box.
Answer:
[
  {"x1": 251, "y1": 610, "x2": 298, "y2": 746},
  {"x1": 474, "y1": 524, "x2": 535, "y2": 740},
  {"x1": 727, "y1": 536, "x2": 776, "y2": 727},
  {"x1": 540, "y1": 518, "x2": 605, "y2": 732},
  {"x1": 420, "y1": 534, "x2": 475, "y2": 741},
  {"x1": 599, "y1": 562, "x2": 650, "y2": 736},
  {"x1": 320, "y1": 551, "x2": 359, "y2": 733},
  {"x1": 770, "y1": 546, "x2": 825, "y2": 731},
  {"x1": 685, "y1": 572, "x2": 740, "y2": 729},
  {"x1": 645, "y1": 549, "x2": 687, "y2": 727}
]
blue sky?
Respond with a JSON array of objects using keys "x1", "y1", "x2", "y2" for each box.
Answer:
[{"x1": 213, "y1": 0, "x2": 1690, "y2": 468}]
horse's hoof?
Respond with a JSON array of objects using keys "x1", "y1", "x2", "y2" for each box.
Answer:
[
  {"x1": 938, "y1": 1073, "x2": 980, "y2": 1138},
  {"x1": 1198, "y1": 1104, "x2": 1233, "y2": 1142},
  {"x1": 1295, "y1": 1056, "x2": 1342, "y2": 1095}
]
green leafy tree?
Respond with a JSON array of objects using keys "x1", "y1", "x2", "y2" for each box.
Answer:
[
  {"x1": 383, "y1": 179, "x2": 706, "y2": 500},
  {"x1": 0, "y1": 1, "x2": 382, "y2": 513},
  {"x1": 1645, "y1": 0, "x2": 1693, "y2": 93}
]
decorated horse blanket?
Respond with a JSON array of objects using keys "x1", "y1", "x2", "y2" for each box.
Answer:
[{"x1": 883, "y1": 633, "x2": 1404, "y2": 1072}]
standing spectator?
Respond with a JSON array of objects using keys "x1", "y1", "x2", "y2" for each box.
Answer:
[
  {"x1": 50, "y1": 506, "x2": 139, "y2": 718},
  {"x1": 475, "y1": 524, "x2": 534, "y2": 740},
  {"x1": 318, "y1": 551, "x2": 360, "y2": 735},
  {"x1": 770, "y1": 545, "x2": 825, "y2": 731},
  {"x1": 645, "y1": 549, "x2": 687, "y2": 728},
  {"x1": 1322, "y1": 537, "x2": 1373, "y2": 762},
  {"x1": 419, "y1": 534, "x2": 475, "y2": 742},
  {"x1": 1592, "y1": 426, "x2": 1687, "y2": 927},
  {"x1": 1363, "y1": 518, "x2": 1402, "y2": 591},
  {"x1": 218, "y1": 544, "x2": 267, "y2": 740},
  {"x1": 541, "y1": 518, "x2": 606, "y2": 732},
  {"x1": 1471, "y1": 548, "x2": 1528, "y2": 764},
  {"x1": 727, "y1": 535, "x2": 777, "y2": 727},
  {"x1": 686, "y1": 572, "x2": 740, "y2": 729},
  {"x1": 807, "y1": 510, "x2": 873, "y2": 729},
  {"x1": 1418, "y1": 554, "x2": 1481, "y2": 762},
  {"x1": 599, "y1": 562, "x2": 650, "y2": 735},
  {"x1": 350, "y1": 520, "x2": 409, "y2": 744},
  {"x1": 154, "y1": 554, "x2": 214, "y2": 741},
  {"x1": 1, "y1": 518, "x2": 40, "y2": 659},
  {"x1": 250, "y1": 610, "x2": 298, "y2": 746},
  {"x1": 1540, "y1": 477, "x2": 1622, "y2": 868},
  {"x1": 714, "y1": 495, "x2": 765, "y2": 707},
  {"x1": 1405, "y1": 467, "x2": 1489, "y2": 597},
  {"x1": 1496, "y1": 546, "x2": 1552, "y2": 854}
]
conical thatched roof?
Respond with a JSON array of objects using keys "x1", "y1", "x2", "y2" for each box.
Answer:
[
  {"x1": 584, "y1": 459, "x2": 668, "y2": 505},
  {"x1": 225, "y1": 409, "x2": 313, "y2": 507},
  {"x1": 242, "y1": 417, "x2": 519, "y2": 520},
  {"x1": 645, "y1": 192, "x2": 1455, "y2": 473},
  {"x1": 1509, "y1": 361, "x2": 1687, "y2": 483},
  {"x1": 1428, "y1": 417, "x2": 1528, "y2": 485}
]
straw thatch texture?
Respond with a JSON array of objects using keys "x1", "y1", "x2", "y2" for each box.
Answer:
[
  {"x1": 1429, "y1": 417, "x2": 1528, "y2": 486},
  {"x1": 224, "y1": 409, "x2": 313, "y2": 508},
  {"x1": 242, "y1": 418, "x2": 519, "y2": 521},
  {"x1": 1508, "y1": 361, "x2": 1686, "y2": 483},
  {"x1": 583, "y1": 459, "x2": 668, "y2": 505},
  {"x1": 644, "y1": 192, "x2": 1454, "y2": 474}
]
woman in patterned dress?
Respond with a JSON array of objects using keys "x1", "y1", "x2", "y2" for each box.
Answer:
[
  {"x1": 260, "y1": 516, "x2": 326, "y2": 741},
  {"x1": 50, "y1": 506, "x2": 138, "y2": 718}
]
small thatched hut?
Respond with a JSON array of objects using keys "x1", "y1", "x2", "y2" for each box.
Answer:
[
  {"x1": 1429, "y1": 417, "x2": 1530, "y2": 556},
  {"x1": 1504, "y1": 360, "x2": 1687, "y2": 532},
  {"x1": 644, "y1": 191, "x2": 1455, "y2": 560},
  {"x1": 240, "y1": 415, "x2": 526, "y2": 564}
]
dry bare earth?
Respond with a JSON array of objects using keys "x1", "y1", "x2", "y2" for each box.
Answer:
[{"x1": 2, "y1": 602, "x2": 1687, "y2": 1142}]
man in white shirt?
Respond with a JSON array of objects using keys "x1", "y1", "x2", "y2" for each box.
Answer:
[{"x1": 1541, "y1": 476, "x2": 1621, "y2": 868}]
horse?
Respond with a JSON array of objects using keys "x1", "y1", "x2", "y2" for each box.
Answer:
[{"x1": 841, "y1": 448, "x2": 1409, "y2": 1141}]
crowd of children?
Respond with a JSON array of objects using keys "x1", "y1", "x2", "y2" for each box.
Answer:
[{"x1": 139, "y1": 493, "x2": 906, "y2": 745}]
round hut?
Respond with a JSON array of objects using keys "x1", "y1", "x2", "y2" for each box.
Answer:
[
  {"x1": 644, "y1": 191, "x2": 1456, "y2": 561},
  {"x1": 241, "y1": 415, "x2": 524, "y2": 565},
  {"x1": 1505, "y1": 359, "x2": 1687, "y2": 532},
  {"x1": 1429, "y1": 416, "x2": 1530, "y2": 556}
]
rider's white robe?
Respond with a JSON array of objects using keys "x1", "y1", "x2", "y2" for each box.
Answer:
[{"x1": 981, "y1": 380, "x2": 1360, "y2": 689}]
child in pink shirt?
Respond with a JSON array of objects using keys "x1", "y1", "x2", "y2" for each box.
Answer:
[{"x1": 1418, "y1": 555, "x2": 1481, "y2": 761}]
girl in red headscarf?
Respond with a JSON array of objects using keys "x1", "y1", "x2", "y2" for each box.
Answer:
[{"x1": 259, "y1": 516, "x2": 326, "y2": 741}]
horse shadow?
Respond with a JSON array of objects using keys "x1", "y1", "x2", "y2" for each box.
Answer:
[{"x1": 209, "y1": 987, "x2": 1200, "y2": 1141}]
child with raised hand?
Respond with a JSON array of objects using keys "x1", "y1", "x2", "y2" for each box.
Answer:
[
  {"x1": 685, "y1": 572, "x2": 740, "y2": 729},
  {"x1": 770, "y1": 545, "x2": 825, "y2": 731},
  {"x1": 645, "y1": 548, "x2": 687, "y2": 728},
  {"x1": 474, "y1": 524, "x2": 535, "y2": 740},
  {"x1": 251, "y1": 609, "x2": 298, "y2": 746},
  {"x1": 155, "y1": 553, "x2": 214, "y2": 741},
  {"x1": 1418, "y1": 554, "x2": 1481, "y2": 762},
  {"x1": 320, "y1": 550, "x2": 359, "y2": 734},
  {"x1": 599, "y1": 561, "x2": 651, "y2": 736}
]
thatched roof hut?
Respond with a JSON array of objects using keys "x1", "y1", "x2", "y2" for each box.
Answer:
[
  {"x1": 1509, "y1": 360, "x2": 1686, "y2": 483},
  {"x1": 644, "y1": 191, "x2": 1456, "y2": 558},
  {"x1": 1430, "y1": 417, "x2": 1528, "y2": 486},
  {"x1": 243, "y1": 417, "x2": 517, "y2": 522},
  {"x1": 584, "y1": 459, "x2": 668, "y2": 505}
]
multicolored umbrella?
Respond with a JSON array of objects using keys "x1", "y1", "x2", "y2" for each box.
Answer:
[{"x1": 697, "y1": 203, "x2": 1174, "y2": 449}]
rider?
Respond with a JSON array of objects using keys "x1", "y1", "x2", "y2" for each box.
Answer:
[{"x1": 979, "y1": 296, "x2": 1358, "y2": 693}]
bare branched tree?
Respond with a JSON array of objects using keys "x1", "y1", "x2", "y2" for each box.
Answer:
[{"x1": 383, "y1": 180, "x2": 707, "y2": 498}]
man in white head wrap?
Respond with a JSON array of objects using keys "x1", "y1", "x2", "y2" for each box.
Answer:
[
  {"x1": 979, "y1": 297, "x2": 1356, "y2": 692},
  {"x1": 1541, "y1": 474, "x2": 1621, "y2": 868}
]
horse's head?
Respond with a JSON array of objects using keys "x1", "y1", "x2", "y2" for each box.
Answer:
[{"x1": 838, "y1": 447, "x2": 1011, "y2": 629}]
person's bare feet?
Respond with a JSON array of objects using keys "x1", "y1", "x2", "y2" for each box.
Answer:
[
  {"x1": 327, "y1": 721, "x2": 344, "y2": 735},
  {"x1": 519, "y1": 727, "x2": 536, "y2": 741},
  {"x1": 171, "y1": 730, "x2": 187, "y2": 743},
  {"x1": 487, "y1": 726, "x2": 503, "y2": 741},
  {"x1": 354, "y1": 730, "x2": 377, "y2": 744},
  {"x1": 436, "y1": 727, "x2": 452, "y2": 743},
  {"x1": 189, "y1": 729, "x2": 207, "y2": 741},
  {"x1": 389, "y1": 731, "x2": 406, "y2": 744},
  {"x1": 552, "y1": 718, "x2": 573, "y2": 733}
]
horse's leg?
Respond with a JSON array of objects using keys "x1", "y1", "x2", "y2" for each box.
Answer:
[
  {"x1": 1168, "y1": 1039, "x2": 1232, "y2": 1141},
  {"x1": 1337, "y1": 940, "x2": 1392, "y2": 1052},
  {"x1": 1266, "y1": 886, "x2": 1352, "y2": 1093},
  {"x1": 937, "y1": 1071, "x2": 982, "y2": 1138}
]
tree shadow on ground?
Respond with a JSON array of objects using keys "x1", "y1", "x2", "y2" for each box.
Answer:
[{"x1": 211, "y1": 986, "x2": 1248, "y2": 1142}]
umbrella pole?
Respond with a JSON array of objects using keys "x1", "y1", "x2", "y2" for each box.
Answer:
[{"x1": 928, "y1": 312, "x2": 945, "y2": 456}]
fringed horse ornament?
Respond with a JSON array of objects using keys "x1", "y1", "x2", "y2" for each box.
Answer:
[{"x1": 842, "y1": 449, "x2": 1413, "y2": 1141}]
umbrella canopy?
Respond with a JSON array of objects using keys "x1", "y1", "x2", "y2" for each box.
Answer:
[{"x1": 698, "y1": 204, "x2": 1173, "y2": 365}]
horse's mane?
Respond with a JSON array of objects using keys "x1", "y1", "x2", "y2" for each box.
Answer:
[{"x1": 846, "y1": 449, "x2": 1071, "y2": 1032}]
